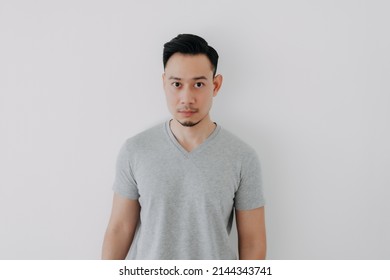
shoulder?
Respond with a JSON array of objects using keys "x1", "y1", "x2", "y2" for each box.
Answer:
[
  {"x1": 121, "y1": 122, "x2": 166, "y2": 153},
  {"x1": 217, "y1": 126, "x2": 258, "y2": 158}
]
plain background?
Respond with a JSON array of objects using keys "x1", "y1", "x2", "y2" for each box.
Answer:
[{"x1": 1, "y1": 0, "x2": 389, "y2": 259}]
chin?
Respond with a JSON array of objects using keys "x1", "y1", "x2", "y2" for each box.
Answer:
[
  {"x1": 180, "y1": 121, "x2": 198, "y2": 127},
  {"x1": 177, "y1": 118, "x2": 202, "y2": 127}
]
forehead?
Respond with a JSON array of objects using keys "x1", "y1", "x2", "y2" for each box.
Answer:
[{"x1": 165, "y1": 53, "x2": 213, "y2": 78}]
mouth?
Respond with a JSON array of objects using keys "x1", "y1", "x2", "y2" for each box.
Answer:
[
  {"x1": 177, "y1": 108, "x2": 198, "y2": 117},
  {"x1": 179, "y1": 111, "x2": 196, "y2": 117}
]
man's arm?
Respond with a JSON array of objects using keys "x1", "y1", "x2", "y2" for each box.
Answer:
[
  {"x1": 102, "y1": 193, "x2": 140, "y2": 259},
  {"x1": 235, "y1": 206, "x2": 266, "y2": 260}
]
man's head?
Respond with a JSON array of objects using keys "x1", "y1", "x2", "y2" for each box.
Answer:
[{"x1": 162, "y1": 34, "x2": 222, "y2": 127}]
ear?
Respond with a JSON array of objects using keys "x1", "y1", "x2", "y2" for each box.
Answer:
[
  {"x1": 212, "y1": 74, "x2": 223, "y2": 97},
  {"x1": 162, "y1": 72, "x2": 166, "y2": 86}
]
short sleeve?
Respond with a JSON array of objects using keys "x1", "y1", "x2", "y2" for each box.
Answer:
[
  {"x1": 112, "y1": 140, "x2": 140, "y2": 200},
  {"x1": 234, "y1": 150, "x2": 265, "y2": 210}
]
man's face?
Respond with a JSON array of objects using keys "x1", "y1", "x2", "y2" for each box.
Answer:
[{"x1": 163, "y1": 53, "x2": 222, "y2": 127}]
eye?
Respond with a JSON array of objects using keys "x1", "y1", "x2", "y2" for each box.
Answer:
[
  {"x1": 171, "y1": 82, "x2": 181, "y2": 88},
  {"x1": 194, "y1": 82, "x2": 204, "y2": 88}
]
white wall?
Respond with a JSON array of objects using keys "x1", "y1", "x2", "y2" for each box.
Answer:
[{"x1": 1, "y1": 0, "x2": 389, "y2": 259}]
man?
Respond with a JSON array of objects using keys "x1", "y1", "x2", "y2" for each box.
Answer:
[{"x1": 102, "y1": 34, "x2": 266, "y2": 260}]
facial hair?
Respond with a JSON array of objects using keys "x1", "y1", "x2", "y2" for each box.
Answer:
[
  {"x1": 176, "y1": 106, "x2": 204, "y2": 127},
  {"x1": 177, "y1": 119, "x2": 203, "y2": 127}
]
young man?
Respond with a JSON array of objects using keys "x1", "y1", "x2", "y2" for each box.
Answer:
[{"x1": 102, "y1": 34, "x2": 266, "y2": 260}]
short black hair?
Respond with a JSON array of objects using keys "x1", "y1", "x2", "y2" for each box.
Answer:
[{"x1": 163, "y1": 34, "x2": 219, "y2": 76}]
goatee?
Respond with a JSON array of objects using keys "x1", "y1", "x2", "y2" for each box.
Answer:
[{"x1": 177, "y1": 119, "x2": 202, "y2": 127}]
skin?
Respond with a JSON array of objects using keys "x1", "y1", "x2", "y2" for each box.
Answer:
[
  {"x1": 102, "y1": 193, "x2": 140, "y2": 259},
  {"x1": 102, "y1": 53, "x2": 266, "y2": 260},
  {"x1": 236, "y1": 207, "x2": 267, "y2": 259}
]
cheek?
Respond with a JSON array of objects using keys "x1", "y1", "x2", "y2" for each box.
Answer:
[
  {"x1": 165, "y1": 91, "x2": 178, "y2": 106},
  {"x1": 199, "y1": 91, "x2": 213, "y2": 104}
]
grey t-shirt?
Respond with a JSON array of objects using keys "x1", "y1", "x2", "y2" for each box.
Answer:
[{"x1": 113, "y1": 120, "x2": 265, "y2": 259}]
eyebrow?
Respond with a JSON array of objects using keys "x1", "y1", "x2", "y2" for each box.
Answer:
[{"x1": 168, "y1": 76, "x2": 208, "y2": 81}]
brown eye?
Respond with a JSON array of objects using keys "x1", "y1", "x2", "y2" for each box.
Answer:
[
  {"x1": 194, "y1": 82, "x2": 204, "y2": 88},
  {"x1": 172, "y1": 82, "x2": 181, "y2": 88}
]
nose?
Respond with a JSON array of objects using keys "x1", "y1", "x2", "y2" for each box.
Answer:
[{"x1": 180, "y1": 86, "x2": 195, "y2": 104}]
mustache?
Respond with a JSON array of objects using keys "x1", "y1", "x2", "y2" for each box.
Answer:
[{"x1": 177, "y1": 107, "x2": 198, "y2": 112}]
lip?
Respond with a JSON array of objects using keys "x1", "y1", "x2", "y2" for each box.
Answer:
[{"x1": 179, "y1": 111, "x2": 196, "y2": 117}]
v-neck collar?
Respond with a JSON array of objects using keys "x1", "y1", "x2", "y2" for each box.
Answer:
[{"x1": 165, "y1": 119, "x2": 221, "y2": 157}]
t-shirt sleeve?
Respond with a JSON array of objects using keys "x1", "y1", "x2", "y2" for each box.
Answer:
[
  {"x1": 112, "y1": 140, "x2": 140, "y2": 200},
  {"x1": 234, "y1": 150, "x2": 265, "y2": 210}
]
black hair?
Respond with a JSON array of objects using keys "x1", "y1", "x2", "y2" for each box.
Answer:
[{"x1": 163, "y1": 34, "x2": 219, "y2": 76}]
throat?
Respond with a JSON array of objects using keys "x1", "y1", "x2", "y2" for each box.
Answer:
[
  {"x1": 169, "y1": 119, "x2": 217, "y2": 152},
  {"x1": 180, "y1": 140, "x2": 199, "y2": 153}
]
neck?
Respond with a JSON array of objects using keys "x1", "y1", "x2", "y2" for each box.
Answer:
[{"x1": 169, "y1": 115, "x2": 216, "y2": 152}]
